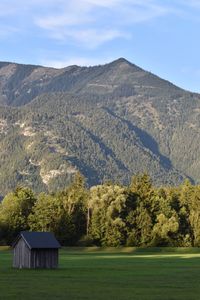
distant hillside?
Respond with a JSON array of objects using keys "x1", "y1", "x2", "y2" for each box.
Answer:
[{"x1": 0, "y1": 57, "x2": 199, "y2": 195}]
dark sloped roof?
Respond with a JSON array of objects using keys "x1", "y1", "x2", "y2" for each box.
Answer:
[{"x1": 12, "y1": 231, "x2": 61, "y2": 249}]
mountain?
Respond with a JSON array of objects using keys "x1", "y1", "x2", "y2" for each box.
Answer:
[{"x1": 0, "y1": 57, "x2": 199, "y2": 195}]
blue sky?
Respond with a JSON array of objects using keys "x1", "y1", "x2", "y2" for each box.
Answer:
[{"x1": 1, "y1": 0, "x2": 200, "y2": 92}]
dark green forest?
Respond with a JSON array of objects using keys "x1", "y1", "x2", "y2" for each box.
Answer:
[
  {"x1": 1, "y1": 58, "x2": 200, "y2": 196},
  {"x1": 1, "y1": 172, "x2": 200, "y2": 247},
  {"x1": 1, "y1": 58, "x2": 200, "y2": 248}
]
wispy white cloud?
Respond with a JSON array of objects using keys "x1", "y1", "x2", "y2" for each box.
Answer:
[
  {"x1": 41, "y1": 56, "x2": 114, "y2": 68},
  {"x1": 49, "y1": 29, "x2": 130, "y2": 49},
  {"x1": 0, "y1": 0, "x2": 197, "y2": 48},
  {"x1": 36, "y1": 14, "x2": 91, "y2": 29},
  {"x1": 116, "y1": 3, "x2": 168, "y2": 24},
  {"x1": 0, "y1": 0, "x2": 185, "y2": 48},
  {"x1": 34, "y1": 0, "x2": 171, "y2": 48},
  {"x1": 84, "y1": 0, "x2": 122, "y2": 8}
]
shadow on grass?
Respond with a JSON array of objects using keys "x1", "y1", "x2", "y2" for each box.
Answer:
[
  {"x1": 61, "y1": 246, "x2": 200, "y2": 255},
  {"x1": 2, "y1": 246, "x2": 200, "y2": 255}
]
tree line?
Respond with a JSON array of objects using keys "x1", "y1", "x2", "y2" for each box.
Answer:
[{"x1": 0, "y1": 173, "x2": 200, "y2": 247}]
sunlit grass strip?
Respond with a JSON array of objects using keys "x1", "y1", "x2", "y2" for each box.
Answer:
[{"x1": 1, "y1": 249, "x2": 200, "y2": 300}]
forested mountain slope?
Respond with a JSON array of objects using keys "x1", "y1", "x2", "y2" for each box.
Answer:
[{"x1": 0, "y1": 58, "x2": 199, "y2": 195}]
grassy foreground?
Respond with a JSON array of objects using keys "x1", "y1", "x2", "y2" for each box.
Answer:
[{"x1": 1, "y1": 247, "x2": 200, "y2": 300}]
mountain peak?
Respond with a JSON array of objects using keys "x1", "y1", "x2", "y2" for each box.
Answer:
[
  {"x1": 109, "y1": 58, "x2": 143, "y2": 72},
  {"x1": 111, "y1": 57, "x2": 131, "y2": 65},
  {"x1": 116, "y1": 57, "x2": 130, "y2": 63}
]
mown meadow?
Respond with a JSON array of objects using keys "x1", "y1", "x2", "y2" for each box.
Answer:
[{"x1": 1, "y1": 247, "x2": 200, "y2": 300}]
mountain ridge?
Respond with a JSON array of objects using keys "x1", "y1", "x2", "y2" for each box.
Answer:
[{"x1": 0, "y1": 57, "x2": 199, "y2": 195}]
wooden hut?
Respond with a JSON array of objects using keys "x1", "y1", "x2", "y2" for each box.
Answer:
[{"x1": 12, "y1": 231, "x2": 61, "y2": 269}]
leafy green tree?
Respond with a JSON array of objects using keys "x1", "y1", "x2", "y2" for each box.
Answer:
[
  {"x1": 0, "y1": 186, "x2": 36, "y2": 243},
  {"x1": 187, "y1": 185, "x2": 200, "y2": 246},
  {"x1": 58, "y1": 172, "x2": 88, "y2": 243},
  {"x1": 2, "y1": 172, "x2": 200, "y2": 247},
  {"x1": 28, "y1": 193, "x2": 75, "y2": 244},
  {"x1": 88, "y1": 184, "x2": 129, "y2": 246},
  {"x1": 29, "y1": 173, "x2": 88, "y2": 245},
  {"x1": 152, "y1": 213, "x2": 179, "y2": 246},
  {"x1": 127, "y1": 174, "x2": 154, "y2": 246}
]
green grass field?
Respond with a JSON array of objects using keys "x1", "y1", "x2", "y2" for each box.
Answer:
[{"x1": 1, "y1": 247, "x2": 200, "y2": 300}]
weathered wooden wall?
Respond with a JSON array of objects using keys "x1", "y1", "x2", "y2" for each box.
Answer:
[
  {"x1": 13, "y1": 238, "x2": 30, "y2": 268},
  {"x1": 13, "y1": 238, "x2": 59, "y2": 269},
  {"x1": 30, "y1": 249, "x2": 58, "y2": 268}
]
